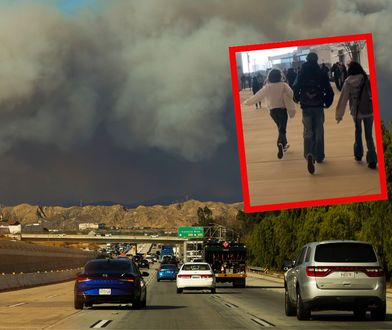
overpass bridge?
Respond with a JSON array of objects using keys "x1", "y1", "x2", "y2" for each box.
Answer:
[{"x1": 21, "y1": 233, "x2": 187, "y2": 245}]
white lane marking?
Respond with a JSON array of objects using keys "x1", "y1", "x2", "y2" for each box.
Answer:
[
  {"x1": 250, "y1": 317, "x2": 274, "y2": 327},
  {"x1": 225, "y1": 302, "x2": 238, "y2": 308},
  {"x1": 91, "y1": 319, "x2": 112, "y2": 328},
  {"x1": 46, "y1": 295, "x2": 59, "y2": 299},
  {"x1": 8, "y1": 302, "x2": 26, "y2": 308}
]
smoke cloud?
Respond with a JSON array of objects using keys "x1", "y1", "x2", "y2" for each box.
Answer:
[{"x1": 1, "y1": 0, "x2": 392, "y2": 163}]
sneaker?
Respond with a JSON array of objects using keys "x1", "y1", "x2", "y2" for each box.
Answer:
[
  {"x1": 283, "y1": 144, "x2": 290, "y2": 152},
  {"x1": 368, "y1": 162, "x2": 377, "y2": 169},
  {"x1": 316, "y1": 159, "x2": 324, "y2": 164},
  {"x1": 355, "y1": 156, "x2": 362, "y2": 161},
  {"x1": 277, "y1": 143, "x2": 284, "y2": 159},
  {"x1": 307, "y1": 154, "x2": 315, "y2": 174}
]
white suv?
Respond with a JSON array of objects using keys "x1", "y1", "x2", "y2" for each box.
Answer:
[{"x1": 284, "y1": 240, "x2": 386, "y2": 320}]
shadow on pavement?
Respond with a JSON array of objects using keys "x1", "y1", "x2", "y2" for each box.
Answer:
[
  {"x1": 145, "y1": 305, "x2": 186, "y2": 310},
  {"x1": 310, "y1": 312, "x2": 392, "y2": 322},
  {"x1": 244, "y1": 285, "x2": 284, "y2": 289},
  {"x1": 89, "y1": 304, "x2": 186, "y2": 310}
]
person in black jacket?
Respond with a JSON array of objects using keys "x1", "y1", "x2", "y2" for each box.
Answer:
[
  {"x1": 286, "y1": 68, "x2": 297, "y2": 88},
  {"x1": 251, "y1": 76, "x2": 262, "y2": 109},
  {"x1": 293, "y1": 52, "x2": 334, "y2": 174},
  {"x1": 331, "y1": 62, "x2": 342, "y2": 91}
]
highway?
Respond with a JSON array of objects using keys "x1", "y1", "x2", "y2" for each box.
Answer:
[{"x1": 1, "y1": 268, "x2": 392, "y2": 329}]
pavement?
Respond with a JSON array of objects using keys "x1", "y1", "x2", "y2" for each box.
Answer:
[{"x1": 239, "y1": 86, "x2": 382, "y2": 208}]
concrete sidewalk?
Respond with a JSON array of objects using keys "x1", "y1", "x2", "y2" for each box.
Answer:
[{"x1": 239, "y1": 87, "x2": 382, "y2": 208}]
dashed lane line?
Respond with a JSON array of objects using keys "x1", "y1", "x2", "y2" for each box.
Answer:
[
  {"x1": 8, "y1": 302, "x2": 26, "y2": 308},
  {"x1": 249, "y1": 315, "x2": 275, "y2": 327},
  {"x1": 90, "y1": 320, "x2": 112, "y2": 328}
]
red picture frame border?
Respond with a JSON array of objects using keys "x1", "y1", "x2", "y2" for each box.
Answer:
[{"x1": 228, "y1": 33, "x2": 388, "y2": 213}]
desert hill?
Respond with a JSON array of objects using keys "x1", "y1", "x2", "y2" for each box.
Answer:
[{"x1": 1, "y1": 200, "x2": 243, "y2": 231}]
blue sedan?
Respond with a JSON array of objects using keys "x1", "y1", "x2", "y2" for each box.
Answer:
[
  {"x1": 157, "y1": 264, "x2": 178, "y2": 281},
  {"x1": 74, "y1": 258, "x2": 149, "y2": 309}
]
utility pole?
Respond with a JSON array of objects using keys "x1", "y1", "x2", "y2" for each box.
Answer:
[{"x1": 247, "y1": 53, "x2": 251, "y2": 74}]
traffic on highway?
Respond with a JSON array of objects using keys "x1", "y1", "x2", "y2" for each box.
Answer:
[{"x1": 1, "y1": 238, "x2": 391, "y2": 329}]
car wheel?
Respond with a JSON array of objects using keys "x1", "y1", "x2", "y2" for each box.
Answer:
[
  {"x1": 74, "y1": 297, "x2": 84, "y2": 310},
  {"x1": 285, "y1": 287, "x2": 296, "y2": 316},
  {"x1": 371, "y1": 303, "x2": 386, "y2": 321},
  {"x1": 176, "y1": 288, "x2": 183, "y2": 294},
  {"x1": 353, "y1": 307, "x2": 367, "y2": 320},
  {"x1": 133, "y1": 299, "x2": 141, "y2": 309},
  {"x1": 211, "y1": 288, "x2": 216, "y2": 294},
  {"x1": 296, "y1": 290, "x2": 310, "y2": 320},
  {"x1": 141, "y1": 294, "x2": 147, "y2": 308}
]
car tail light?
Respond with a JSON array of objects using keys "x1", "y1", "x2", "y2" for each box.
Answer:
[
  {"x1": 306, "y1": 266, "x2": 331, "y2": 277},
  {"x1": 76, "y1": 275, "x2": 90, "y2": 283},
  {"x1": 177, "y1": 275, "x2": 192, "y2": 279},
  {"x1": 306, "y1": 266, "x2": 385, "y2": 277},
  {"x1": 363, "y1": 267, "x2": 384, "y2": 277},
  {"x1": 201, "y1": 274, "x2": 213, "y2": 278}
]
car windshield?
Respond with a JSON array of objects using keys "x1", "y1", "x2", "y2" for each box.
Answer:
[
  {"x1": 84, "y1": 260, "x2": 135, "y2": 275},
  {"x1": 160, "y1": 264, "x2": 177, "y2": 270},
  {"x1": 182, "y1": 264, "x2": 210, "y2": 271},
  {"x1": 315, "y1": 243, "x2": 377, "y2": 263}
]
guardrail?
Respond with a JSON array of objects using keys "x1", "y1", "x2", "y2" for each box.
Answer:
[
  {"x1": 0, "y1": 240, "x2": 98, "y2": 273},
  {"x1": 247, "y1": 266, "x2": 285, "y2": 279},
  {"x1": 0, "y1": 268, "x2": 83, "y2": 292}
]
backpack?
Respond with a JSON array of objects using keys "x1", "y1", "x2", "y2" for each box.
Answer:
[
  {"x1": 357, "y1": 79, "x2": 372, "y2": 116},
  {"x1": 300, "y1": 78, "x2": 323, "y2": 107}
]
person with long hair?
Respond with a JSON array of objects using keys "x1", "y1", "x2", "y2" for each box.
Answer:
[
  {"x1": 244, "y1": 69, "x2": 294, "y2": 159},
  {"x1": 336, "y1": 61, "x2": 377, "y2": 169}
]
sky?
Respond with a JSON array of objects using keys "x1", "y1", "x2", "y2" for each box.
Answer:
[
  {"x1": 241, "y1": 47, "x2": 298, "y2": 73},
  {"x1": 1, "y1": 0, "x2": 392, "y2": 207}
]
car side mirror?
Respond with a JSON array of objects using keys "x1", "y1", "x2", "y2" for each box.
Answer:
[
  {"x1": 283, "y1": 259, "x2": 295, "y2": 270},
  {"x1": 142, "y1": 272, "x2": 149, "y2": 277}
]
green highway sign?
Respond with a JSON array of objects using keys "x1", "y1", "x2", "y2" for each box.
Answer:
[{"x1": 178, "y1": 226, "x2": 204, "y2": 238}]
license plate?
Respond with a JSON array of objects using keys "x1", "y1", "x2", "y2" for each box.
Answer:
[
  {"x1": 340, "y1": 272, "x2": 354, "y2": 278},
  {"x1": 192, "y1": 275, "x2": 200, "y2": 279},
  {"x1": 99, "y1": 288, "x2": 111, "y2": 295}
]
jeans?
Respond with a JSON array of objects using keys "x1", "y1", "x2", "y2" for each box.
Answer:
[
  {"x1": 302, "y1": 107, "x2": 325, "y2": 161},
  {"x1": 354, "y1": 116, "x2": 377, "y2": 164},
  {"x1": 270, "y1": 108, "x2": 288, "y2": 147}
]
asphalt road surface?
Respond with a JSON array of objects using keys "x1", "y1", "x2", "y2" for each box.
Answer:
[{"x1": 1, "y1": 267, "x2": 392, "y2": 329}]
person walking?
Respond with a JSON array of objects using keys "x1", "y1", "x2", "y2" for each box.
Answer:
[
  {"x1": 240, "y1": 74, "x2": 246, "y2": 90},
  {"x1": 293, "y1": 52, "x2": 334, "y2": 174},
  {"x1": 244, "y1": 69, "x2": 295, "y2": 159},
  {"x1": 286, "y1": 68, "x2": 297, "y2": 89},
  {"x1": 251, "y1": 76, "x2": 262, "y2": 109},
  {"x1": 320, "y1": 63, "x2": 330, "y2": 77},
  {"x1": 331, "y1": 62, "x2": 342, "y2": 91},
  {"x1": 335, "y1": 61, "x2": 377, "y2": 169}
]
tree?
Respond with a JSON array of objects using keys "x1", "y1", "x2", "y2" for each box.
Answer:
[
  {"x1": 196, "y1": 206, "x2": 213, "y2": 226},
  {"x1": 343, "y1": 41, "x2": 366, "y2": 63}
]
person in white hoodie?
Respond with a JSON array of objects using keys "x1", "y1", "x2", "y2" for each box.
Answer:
[
  {"x1": 243, "y1": 69, "x2": 294, "y2": 159},
  {"x1": 336, "y1": 61, "x2": 377, "y2": 169}
]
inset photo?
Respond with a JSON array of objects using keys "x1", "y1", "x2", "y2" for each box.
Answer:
[{"x1": 229, "y1": 33, "x2": 388, "y2": 213}]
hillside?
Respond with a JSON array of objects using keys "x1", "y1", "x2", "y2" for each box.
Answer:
[{"x1": 1, "y1": 200, "x2": 243, "y2": 231}]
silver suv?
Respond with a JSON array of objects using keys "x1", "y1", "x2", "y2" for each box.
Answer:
[{"x1": 284, "y1": 240, "x2": 386, "y2": 320}]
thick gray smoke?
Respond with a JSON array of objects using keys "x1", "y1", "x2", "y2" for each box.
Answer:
[{"x1": 0, "y1": 0, "x2": 392, "y2": 161}]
